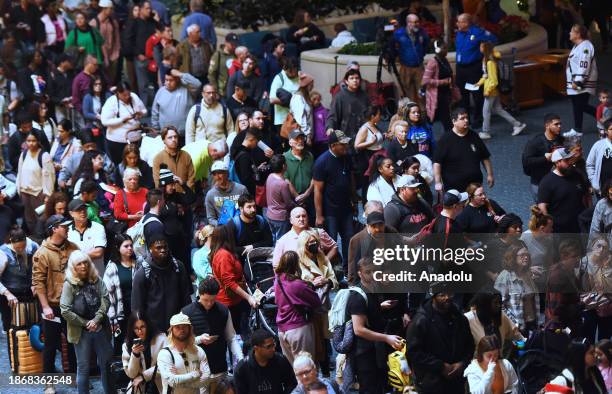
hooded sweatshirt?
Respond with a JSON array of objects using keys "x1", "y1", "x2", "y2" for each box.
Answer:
[
  {"x1": 234, "y1": 350, "x2": 297, "y2": 394},
  {"x1": 131, "y1": 256, "x2": 192, "y2": 333},
  {"x1": 32, "y1": 239, "x2": 80, "y2": 306},
  {"x1": 383, "y1": 194, "x2": 433, "y2": 233}
]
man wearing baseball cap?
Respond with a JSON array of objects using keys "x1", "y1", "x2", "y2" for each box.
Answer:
[
  {"x1": 32, "y1": 214, "x2": 80, "y2": 374},
  {"x1": 384, "y1": 174, "x2": 434, "y2": 233},
  {"x1": 538, "y1": 147, "x2": 587, "y2": 233},
  {"x1": 66, "y1": 198, "x2": 107, "y2": 275},
  {"x1": 207, "y1": 32, "x2": 239, "y2": 94},
  {"x1": 313, "y1": 129, "x2": 357, "y2": 276},
  {"x1": 204, "y1": 160, "x2": 247, "y2": 225},
  {"x1": 284, "y1": 129, "x2": 315, "y2": 220},
  {"x1": 157, "y1": 312, "x2": 210, "y2": 393}
]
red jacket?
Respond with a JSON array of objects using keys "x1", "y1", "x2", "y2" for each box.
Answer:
[
  {"x1": 113, "y1": 187, "x2": 148, "y2": 228},
  {"x1": 211, "y1": 248, "x2": 245, "y2": 307}
]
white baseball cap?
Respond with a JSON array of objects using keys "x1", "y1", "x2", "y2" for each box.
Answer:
[
  {"x1": 99, "y1": 0, "x2": 113, "y2": 8},
  {"x1": 551, "y1": 147, "x2": 574, "y2": 163},
  {"x1": 393, "y1": 175, "x2": 422, "y2": 189},
  {"x1": 211, "y1": 160, "x2": 229, "y2": 173}
]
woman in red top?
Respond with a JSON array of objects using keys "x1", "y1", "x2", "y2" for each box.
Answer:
[
  {"x1": 209, "y1": 224, "x2": 259, "y2": 338},
  {"x1": 113, "y1": 167, "x2": 148, "y2": 228}
]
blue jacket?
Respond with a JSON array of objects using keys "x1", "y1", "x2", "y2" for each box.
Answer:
[
  {"x1": 455, "y1": 25, "x2": 497, "y2": 65},
  {"x1": 393, "y1": 28, "x2": 430, "y2": 67},
  {"x1": 82, "y1": 92, "x2": 112, "y2": 126}
]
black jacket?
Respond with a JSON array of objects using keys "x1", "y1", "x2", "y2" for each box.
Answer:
[
  {"x1": 48, "y1": 67, "x2": 75, "y2": 108},
  {"x1": 181, "y1": 301, "x2": 230, "y2": 374},
  {"x1": 128, "y1": 17, "x2": 157, "y2": 56},
  {"x1": 384, "y1": 194, "x2": 434, "y2": 234},
  {"x1": 131, "y1": 256, "x2": 192, "y2": 333},
  {"x1": 234, "y1": 350, "x2": 297, "y2": 394},
  {"x1": 405, "y1": 298, "x2": 474, "y2": 394},
  {"x1": 521, "y1": 133, "x2": 565, "y2": 185},
  {"x1": 325, "y1": 85, "x2": 369, "y2": 140}
]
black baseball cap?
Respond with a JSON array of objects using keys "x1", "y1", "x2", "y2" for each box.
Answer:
[
  {"x1": 225, "y1": 32, "x2": 239, "y2": 45},
  {"x1": 68, "y1": 199, "x2": 87, "y2": 212},
  {"x1": 46, "y1": 214, "x2": 72, "y2": 230},
  {"x1": 366, "y1": 211, "x2": 385, "y2": 225}
]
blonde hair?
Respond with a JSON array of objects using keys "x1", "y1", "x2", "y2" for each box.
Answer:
[
  {"x1": 309, "y1": 90, "x2": 322, "y2": 100},
  {"x1": 393, "y1": 120, "x2": 409, "y2": 133},
  {"x1": 167, "y1": 325, "x2": 198, "y2": 354},
  {"x1": 297, "y1": 229, "x2": 325, "y2": 269},
  {"x1": 65, "y1": 250, "x2": 99, "y2": 284}
]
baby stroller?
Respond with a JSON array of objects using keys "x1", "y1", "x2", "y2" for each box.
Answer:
[
  {"x1": 244, "y1": 247, "x2": 278, "y2": 339},
  {"x1": 514, "y1": 349, "x2": 565, "y2": 394}
]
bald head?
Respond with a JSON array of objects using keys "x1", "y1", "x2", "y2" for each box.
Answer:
[
  {"x1": 457, "y1": 13, "x2": 472, "y2": 32},
  {"x1": 290, "y1": 207, "x2": 309, "y2": 231},
  {"x1": 406, "y1": 13, "x2": 420, "y2": 32}
]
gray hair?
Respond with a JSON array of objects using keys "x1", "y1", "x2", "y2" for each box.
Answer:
[
  {"x1": 123, "y1": 167, "x2": 141, "y2": 182},
  {"x1": 292, "y1": 351, "x2": 316, "y2": 371},
  {"x1": 187, "y1": 24, "x2": 200, "y2": 35},
  {"x1": 364, "y1": 200, "x2": 384, "y2": 216}
]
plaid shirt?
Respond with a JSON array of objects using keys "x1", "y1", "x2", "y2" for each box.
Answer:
[
  {"x1": 102, "y1": 258, "x2": 142, "y2": 324},
  {"x1": 494, "y1": 270, "x2": 539, "y2": 329}
]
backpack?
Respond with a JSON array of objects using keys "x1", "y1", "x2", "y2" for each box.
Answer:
[
  {"x1": 20, "y1": 150, "x2": 44, "y2": 168},
  {"x1": 231, "y1": 215, "x2": 266, "y2": 241},
  {"x1": 192, "y1": 101, "x2": 229, "y2": 136},
  {"x1": 126, "y1": 215, "x2": 161, "y2": 258},
  {"x1": 228, "y1": 159, "x2": 240, "y2": 183},
  {"x1": 72, "y1": 282, "x2": 101, "y2": 320},
  {"x1": 387, "y1": 342, "x2": 411, "y2": 391},
  {"x1": 218, "y1": 199, "x2": 240, "y2": 225},
  {"x1": 413, "y1": 216, "x2": 451, "y2": 248},
  {"x1": 329, "y1": 287, "x2": 368, "y2": 354},
  {"x1": 497, "y1": 59, "x2": 513, "y2": 94}
]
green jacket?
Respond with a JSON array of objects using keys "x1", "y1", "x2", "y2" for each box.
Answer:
[
  {"x1": 60, "y1": 277, "x2": 110, "y2": 344},
  {"x1": 177, "y1": 39, "x2": 213, "y2": 77},
  {"x1": 207, "y1": 49, "x2": 232, "y2": 94},
  {"x1": 65, "y1": 26, "x2": 105, "y2": 64}
]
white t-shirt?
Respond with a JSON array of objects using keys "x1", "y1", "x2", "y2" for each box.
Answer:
[{"x1": 67, "y1": 221, "x2": 107, "y2": 275}]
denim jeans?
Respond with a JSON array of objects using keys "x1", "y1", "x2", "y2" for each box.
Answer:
[
  {"x1": 134, "y1": 59, "x2": 152, "y2": 107},
  {"x1": 74, "y1": 329, "x2": 112, "y2": 394},
  {"x1": 324, "y1": 212, "x2": 354, "y2": 276},
  {"x1": 268, "y1": 218, "x2": 290, "y2": 243}
]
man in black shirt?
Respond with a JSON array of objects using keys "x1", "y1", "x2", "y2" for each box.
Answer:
[
  {"x1": 433, "y1": 108, "x2": 493, "y2": 193},
  {"x1": 226, "y1": 79, "x2": 257, "y2": 120},
  {"x1": 313, "y1": 130, "x2": 357, "y2": 276},
  {"x1": 522, "y1": 113, "x2": 565, "y2": 201},
  {"x1": 384, "y1": 174, "x2": 434, "y2": 233},
  {"x1": 181, "y1": 276, "x2": 243, "y2": 380},
  {"x1": 406, "y1": 282, "x2": 474, "y2": 394},
  {"x1": 230, "y1": 193, "x2": 273, "y2": 258},
  {"x1": 143, "y1": 188, "x2": 165, "y2": 248},
  {"x1": 234, "y1": 329, "x2": 297, "y2": 394},
  {"x1": 346, "y1": 258, "x2": 404, "y2": 394},
  {"x1": 538, "y1": 148, "x2": 588, "y2": 234}
]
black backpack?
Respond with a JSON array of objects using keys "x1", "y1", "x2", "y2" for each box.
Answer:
[{"x1": 72, "y1": 282, "x2": 101, "y2": 320}]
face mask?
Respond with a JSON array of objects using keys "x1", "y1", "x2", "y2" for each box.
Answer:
[{"x1": 306, "y1": 242, "x2": 319, "y2": 255}]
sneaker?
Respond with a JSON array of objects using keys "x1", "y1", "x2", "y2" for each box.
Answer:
[
  {"x1": 479, "y1": 132, "x2": 492, "y2": 140},
  {"x1": 512, "y1": 123, "x2": 527, "y2": 136},
  {"x1": 44, "y1": 385, "x2": 56, "y2": 394}
]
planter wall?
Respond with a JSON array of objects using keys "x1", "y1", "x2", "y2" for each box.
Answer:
[{"x1": 301, "y1": 23, "x2": 548, "y2": 106}]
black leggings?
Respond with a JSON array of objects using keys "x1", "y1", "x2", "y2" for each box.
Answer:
[
  {"x1": 456, "y1": 61, "x2": 484, "y2": 128},
  {"x1": 570, "y1": 93, "x2": 596, "y2": 132},
  {"x1": 105, "y1": 139, "x2": 128, "y2": 166}
]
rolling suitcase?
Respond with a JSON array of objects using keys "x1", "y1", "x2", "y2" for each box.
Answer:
[{"x1": 8, "y1": 328, "x2": 43, "y2": 374}]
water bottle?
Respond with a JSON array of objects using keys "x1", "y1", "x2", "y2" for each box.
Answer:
[{"x1": 515, "y1": 340, "x2": 526, "y2": 357}]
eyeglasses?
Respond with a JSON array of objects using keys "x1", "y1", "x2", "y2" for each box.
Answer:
[
  {"x1": 296, "y1": 367, "x2": 315, "y2": 377},
  {"x1": 180, "y1": 352, "x2": 190, "y2": 367}
]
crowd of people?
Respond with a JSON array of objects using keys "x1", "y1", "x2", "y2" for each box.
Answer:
[{"x1": 0, "y1": 0, "x2": 611, "y2": 393}]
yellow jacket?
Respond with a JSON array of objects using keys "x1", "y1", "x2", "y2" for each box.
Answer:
[{"x1": 476, "y1": 51, "x2": 501, "y2": 97}]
